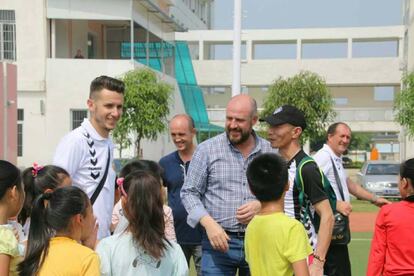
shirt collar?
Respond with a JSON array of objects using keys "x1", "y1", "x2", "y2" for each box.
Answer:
[
  {"x1": 81, "y1": 118, "x2": 107, "y2": 141},
  {"x1": 226, "y1": 130, "x2": 262, "y2": 155},
  {"x1": 322, "y1": 144, "x2": 342, "y2": 163}
]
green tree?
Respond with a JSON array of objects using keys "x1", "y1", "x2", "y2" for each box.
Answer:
[
  {"x1": 115, "y1": 68, "x2": 172, "y2": 158},
  {"x1": 348, "y1": 132, "x2": 372, "y2": 151},
  {"x1": 395, "y1": 72, "x2": 414, "y2": 137},
  {"x1": 112, "y1": 119, "x2": 131, "y2": 158},
  {"x1": 261, "y1": 71, "x2": 336, "y2": 141}
]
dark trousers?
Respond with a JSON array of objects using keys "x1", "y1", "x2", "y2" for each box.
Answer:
[{"x1": 324, "y1": 244, "x2": 352, "y2": 276}]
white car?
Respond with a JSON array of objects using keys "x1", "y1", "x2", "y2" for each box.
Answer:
[{"x1": 356, "y1": 160, "x2": 401, "y2": 199}]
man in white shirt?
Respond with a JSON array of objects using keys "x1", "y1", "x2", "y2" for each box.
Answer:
[
  {"x1": 313, "y1": 122, "x2": 390, "y2": 276},
  {"x1": 54, "y1": 76, "x2": 124, "y2": 239}
]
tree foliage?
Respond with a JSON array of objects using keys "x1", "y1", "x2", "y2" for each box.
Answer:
[
  {"x1": 112, "y1": 119, "x2": 131, "y2": 158},
  {"x1": 114, "y1": 68, "x2": 172, "y2": 158},
  {"x1": 261, "y1": 71, "x2": 336, "y2": 141},
  {"x1": 394, "y1": 72, "x2": 414, "y2": 137}
]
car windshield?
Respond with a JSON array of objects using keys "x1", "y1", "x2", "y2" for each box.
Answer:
[{"x1": 366, "y1": 164, "x2": 399, "y2": 175}]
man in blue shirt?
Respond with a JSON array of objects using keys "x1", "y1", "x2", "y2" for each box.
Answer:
[
  {"x1": 181, "y1": 95, "x2": 275, "y2": 276},
  {"x1": 159, "y1": 114, "x2": 202, "y2": 275}
]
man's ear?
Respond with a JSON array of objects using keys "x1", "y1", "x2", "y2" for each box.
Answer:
[
  {"x1": 251, "y1": 114, "x2": 259, "y2": 126},
  {"x1": 87, "y1": 98, "x2": 94, "y2": 112},
  {"x1": 292, "y1": 127, "x2": 302, "y2": 139}
]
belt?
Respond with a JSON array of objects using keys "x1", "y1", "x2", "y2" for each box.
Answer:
[{"x1": 225, "y1": 230, "x2": 245, "y2": 238}]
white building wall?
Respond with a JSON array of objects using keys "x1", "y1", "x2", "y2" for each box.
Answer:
[
  {"x1": 2, "y1": 0, "x2": 48, "y2": 91},
  {"x1": 405, "y1": 0, "x2": 414, "y2": 72},
  {"x1": 16, "y1": 59, "x2": 185, "y2": 166},
  {"x1": 7, "y1": 0, "x2": 188, "y2": 166},
  {"x1": 47, "y1": 0, "x2": 131, "y2": 20},
  {"x1": 191, "y1": 59, "x2": 401, "y2": 86},
  {"x1": 179, "y1": 27, "x2": 406, "y2": 158}
]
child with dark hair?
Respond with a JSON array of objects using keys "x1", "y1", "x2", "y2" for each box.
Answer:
[
  {"x1": 17, "y1": 186, "x2": 99, "y2": 276},
  {"x1": 367, "y1": 158, "x2": 414, "y2": 275},
  {"x1": 96, "y1": 171, "x2": 187, "y2": 275},
  {"x1": 111, "y1": 160, "x2": 176, "y2": 241},
  {"x1": 19, "y1": 163, "x2": 71, "y2": 236},
  {"x1": 245, "y1": 153, "x2": 312, "y2": 276},
  {"x1": 0, "y1": 160, "x2": 25, "y2": 276}
]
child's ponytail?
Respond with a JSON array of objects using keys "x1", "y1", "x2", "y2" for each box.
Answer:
[
  {"x1": 18, "y1": 186, "x2": 89, "y2": 276},
  {"x1": 18, "y1": 192, "x2": 53, "y2": 276},
  {"x1": 19, "y1": 164, "x2": 69, "y2": 226}
]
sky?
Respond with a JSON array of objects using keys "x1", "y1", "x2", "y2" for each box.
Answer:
[{"x1": 212, "y1": 0, "x2": 403, "y2": 30}]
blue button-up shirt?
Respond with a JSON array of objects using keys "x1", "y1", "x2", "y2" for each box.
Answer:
[{"x1": 180, "y1": 132, "x2": 275, "y2": 232}]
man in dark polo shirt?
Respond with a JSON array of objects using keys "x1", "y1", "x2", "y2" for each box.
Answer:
[{"x1": 159, "y1": 114, "x2": 202, "y2": 275}]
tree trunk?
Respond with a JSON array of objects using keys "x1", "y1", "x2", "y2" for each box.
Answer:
[{"x1": 135, "y1": 137, "x2": 142, "y2": 159}]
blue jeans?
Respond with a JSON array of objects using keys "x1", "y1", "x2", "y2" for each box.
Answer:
[{"x1": 201, "y1": 233, "x2": 250, "y2": 276}]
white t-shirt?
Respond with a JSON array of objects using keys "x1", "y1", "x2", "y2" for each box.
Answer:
[
  {"x1": 313, "y1": 144, "x2": 351, "y2": 202},
  {"x1": 53, "y1": 119, "x2": 116, "y2": 239},
  {"x1": 96, "y1": 232, "x2": 188, "y2": 276}
]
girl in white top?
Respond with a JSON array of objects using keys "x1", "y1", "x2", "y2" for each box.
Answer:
[
  {"x1": 110, "y1": 160, "x2": 176, "y2": 241},
  {"x1": 97, "y1": 171, "x2": 188, "y2": 276}
]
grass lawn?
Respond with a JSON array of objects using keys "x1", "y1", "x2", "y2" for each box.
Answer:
[
  {"x1": 350, "y1": 198, "x2": 381, "y2": 212},
  {"x1": 350, "y1": 232, "x2": 373, "y2": 275}
]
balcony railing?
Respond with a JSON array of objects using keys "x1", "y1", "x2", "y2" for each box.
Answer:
[{"x1": 207, "y1": 107, "x2": 395, "y2": 123}]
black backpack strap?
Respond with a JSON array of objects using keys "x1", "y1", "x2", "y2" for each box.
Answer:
[
  {"x1": 330, "y1": 158, "x2": 345, "y2": 201},
  {"x1": 90, "y1": 146, "x2": 111, "y2": 205}
]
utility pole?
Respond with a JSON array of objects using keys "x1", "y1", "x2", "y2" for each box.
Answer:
[{"x1": 231, "y1": 0, "x2": 241, "y2": 96}]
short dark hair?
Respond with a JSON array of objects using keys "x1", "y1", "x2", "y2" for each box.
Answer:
[
  {"x1": 246, "y1": 153, "x2": 288, "y2": 202},
  {"x1": 89, "y1": 75, "x2": 125, "y2": 99},
  {"x1": 401, "y1": 158, "x2": 414, "y2": 189},
  {"x1": 0, "y1": 160, "x2": 22, "y2": 199}
]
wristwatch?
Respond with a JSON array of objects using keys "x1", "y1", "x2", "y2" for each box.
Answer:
[{"x1": 370, "y1": 194, "x2": 378, "y2": 204}]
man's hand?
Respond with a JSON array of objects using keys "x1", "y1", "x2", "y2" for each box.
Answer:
[
  {"x1": 309, "y1": 259, "x2": 324, "y2": 276},
  {"x1": 236, "y1": 201, "x2": 261, "y2": 224},
  {"x1": 336, "y1": 200, "x2": 352, "y2": 216},
  {"x1": 200, "y1": 215, "x2": 230, "y2": 252},
  {"x1": 373, "y1": 197, "x2": 391, "y2": 207}
]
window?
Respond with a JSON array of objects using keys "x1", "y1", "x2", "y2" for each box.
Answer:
[
  {"x1": 353, "y1": 40, "x2": 398, "y2": 58},
  {"x1": 302, "y1": 40, "x2": 347, "y2": 59},
  {"x1": 17, "y1": 108, "x2": 23, "y2": 157},
  {"x1": 0, "y1": 10, "x2": 16, "y2": 60},
  {"x1": 71, "y1": 110, "x2": 88, "y2": 130},
  {"x1": 253, "y1": 42, "x2": 296, "y2": 59},
  {"x1": 374, "y1": 86, "x2": 394, "y2": 101},
  {"x1": 333, "y1": 97, "x2": 348, "y2": 105}
]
